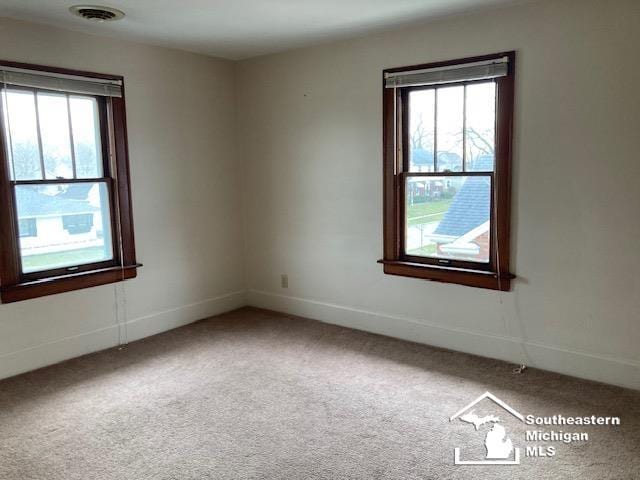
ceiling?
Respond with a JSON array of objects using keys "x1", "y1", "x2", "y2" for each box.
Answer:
[{"x1": 0, "y1": 0, "x2": 518, "y2": 60}]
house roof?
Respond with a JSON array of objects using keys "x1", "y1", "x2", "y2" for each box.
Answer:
[
  {"x1": 439, "y1": 221, "x2": 490, "y2": 255},
  {"x1": 412, "y1": 148, "x2": 434, "y2": 166},
  {"x1": 433, "y1": 155, "x2": 493, "y2": 238},
  {"x1": 57, "y1": 183, "x2": 94, "y2": 200},
  {"x1": 411, "y1": 149, "x2": 462, "y2": 171},
  {"x1": 16, "y1": 187, "x2": 98, "y2": 218}
]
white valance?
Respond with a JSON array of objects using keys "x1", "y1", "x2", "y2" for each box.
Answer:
[
  {"x1": 0, "y1": 67, "x2": 122, "y2": 97},
  {"x1": 385, "y1": 56, "x2": 509, "y2": 88}
]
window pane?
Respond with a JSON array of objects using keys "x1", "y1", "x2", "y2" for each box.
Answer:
[
  {"x1": 2, "y1": 90, "x2": 42, "y2": 180},
  {"x1": 37, "y1": 93, "x2": 74, "y2": 179},
  {"x1": 408, "y1": 89, "x2": 435, "y2": 172},
  {"x1": 15, "y1": 182, "x2": 114, "y2": 273},
  {"x1": 436, "y1": 86, "x2": 463, "y2": 172},
  {"x1": 466, "y1": 82, "x2": 495, "y2": 172},
  {"x1": 18, "y1": 218, "x2": 38, "y2": 238},
  {"x1": 405, "y1": 175, "x2": 491, "y2": 263},
  {"x1": 70, "y1": 96, "x2": 103, "y2": 178}
]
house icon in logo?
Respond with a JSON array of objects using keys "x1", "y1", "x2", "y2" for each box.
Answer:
[{"x1": 449, "y1": 391, "x2": 524, "y2": 465}]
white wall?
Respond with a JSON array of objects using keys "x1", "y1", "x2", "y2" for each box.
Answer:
[
  {"x1": 237, "y1": 0, "x2": 640, "y2": 390},
  {"x1": 0, "y1": 18, "x2": 245, "y2": 379},
  {"x1": 1, "y1": 0, "x2": 638, "y2": 391}
]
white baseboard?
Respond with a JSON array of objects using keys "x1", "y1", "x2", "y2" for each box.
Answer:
[
  {"x1": 124, "y1": 290, "x2": 246, "y2": 342},
  {"x1": 0, "y1": 290, "x2": 246, "y2": 381},
  {"x1": 247, "y1": 289, "x2": 640, "y2": 391},
  {"x1": 3, "y1": 287, "x2": 637, "y2": 391}
]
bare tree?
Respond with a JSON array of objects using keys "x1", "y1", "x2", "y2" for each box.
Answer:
[
  {"x1": 410, "y1": 114, "x2": 435, "y2": 151},
  {"x1": 466, "y1": 127, "x2": 494, "y2": 156},
  {"x1": 409, "y1": 113, "x2": 495, "y2": 169},
  {"x1": 10, "y1": 142, "x2": 40, "y2": 179}
]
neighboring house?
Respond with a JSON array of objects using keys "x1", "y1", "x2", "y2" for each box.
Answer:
[
  {"x1": 16, "y1": 184, "x2": 104, "y2": 256},
  {"x1": 411, "y1": 148, "x2": 463, "y2": 172},
  {"x1": 430, "y1": 155, "x2": 493, "y2": 262},
  {"x1": 407, "y1": 176, "x2": 452, "y2": 202},
  {"x1": 407, "y1": 149, "x2": 463, "y2": 203}
]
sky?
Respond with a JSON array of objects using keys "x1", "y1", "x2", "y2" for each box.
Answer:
[
  {"x1": 409, "y1": 80, "x2": 495, "y2": 171},
  {"x1": 2, "y1": 88, "x2": 102, "y2": 180}
]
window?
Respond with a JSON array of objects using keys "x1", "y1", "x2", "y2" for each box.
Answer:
[
  {"x1": 380, "y1": 53, "x2": 514, "y2": 290},
  {"x1": 63, "y1": 213, "x2": 95, "y2": 235},
  {"x1": 18, "y1": 218, "x2": 37, "y2": 238},
  {"x1": 0, "y1": 61, "x2": 139, "y2": 302}
]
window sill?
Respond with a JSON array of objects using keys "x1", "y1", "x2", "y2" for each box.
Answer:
[
  {"x1": 377, "y1": 259, "x2": 513, "y2": 291},
  {"x1": 1, "y1": 264, "x2": 142, "y2": 303}
]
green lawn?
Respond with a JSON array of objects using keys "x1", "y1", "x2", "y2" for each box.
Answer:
[
  {"x1": 406, "y1": 244, "x2": 438, "y2": 256},
  {"x1": 407, "y1": 198, "x2": 452, "y2": 226},
  {"x1": 22, "y1": 246, "x2": 108, "y2": 272}
]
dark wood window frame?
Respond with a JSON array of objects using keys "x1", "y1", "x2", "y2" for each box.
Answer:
[
  {"x1": 379, "y1": 52, "x2": 515, "y2": 291},
  {"x1": 0, "y1": 60, "x2": 140, "y2": 303}
]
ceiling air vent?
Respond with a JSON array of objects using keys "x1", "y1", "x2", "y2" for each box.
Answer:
[{"x1": 69, "y1": 5, "x2": 125, "y2": 22}]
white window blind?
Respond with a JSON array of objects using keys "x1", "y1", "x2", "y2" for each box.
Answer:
[
  {"x1": 385, "y1": 56, "x2": 509, "y2": 89},
  {"x1": 0, "y1": 67, "x2": 122, "y2": 97}
]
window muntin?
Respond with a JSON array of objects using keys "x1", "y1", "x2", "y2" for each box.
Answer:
[
  {"x1": 2, "y1": 89, "x2": 104, "y2": 181},
  {"x1": 435, "y1": 85, "x2": 464, "y2": 172},
  {"x1": 0, "y1": 61, "x2": 139, "y2": 302},
  {"x1": 2, "y1": 89, "x2": 40, "y2": 180},
  {"x1": 404, "y1": 81, "x2": 495, "y2": 265},
  {"x1": 408, "y1": 89, "x2": 435, "y2": 172},
  {"x1": 405, "y1": 174, "x2": 491, "y2": 263},
  {"x1": 69, "y1": 96, "x2": 103, "y2": 178},
  {"x1": 381, "y1": 52, "x2": 514, "y2": 290},
  {"x1": 465, "y1": 82, "x2": 495, "y2": 172},
  {"x1": 15, "y1": 183, "x2": 113, "y2": 273},
  {"x1": 38, "y1": 92, "x2": 75, "y2": 179},
  {"x1": 2, "y1": 87, "x2": 114, "y2": 276}
]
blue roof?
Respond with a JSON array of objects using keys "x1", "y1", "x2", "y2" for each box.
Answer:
[
  {"x1": 434, "y1": 157, "x2": 493, "y2": 237},
  {"x1": 412, "y1": 148, "x2": 434, "y2": 166},
  {"x1": 468, "y1": 154, "x2": 494, "y2": 172},
  {"x1": 16, "y1": 187, "x2": 98, "y2": 218},
  {"x1": 57, "y1": 183, "x2": 93, "y2": 200}
]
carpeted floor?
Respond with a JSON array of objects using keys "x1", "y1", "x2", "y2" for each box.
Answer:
[{"x1": 0, "y1": 307, "x2": 638, "y2": 480}]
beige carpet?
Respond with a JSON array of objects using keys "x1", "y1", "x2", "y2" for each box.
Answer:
[{"x1": 0, "y1": 307, "x2": 638, "y2": 480}]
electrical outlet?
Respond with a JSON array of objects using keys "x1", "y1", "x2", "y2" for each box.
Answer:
[{"x1": 281, "y1": 274, "x2": 288, "y2": 289}]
